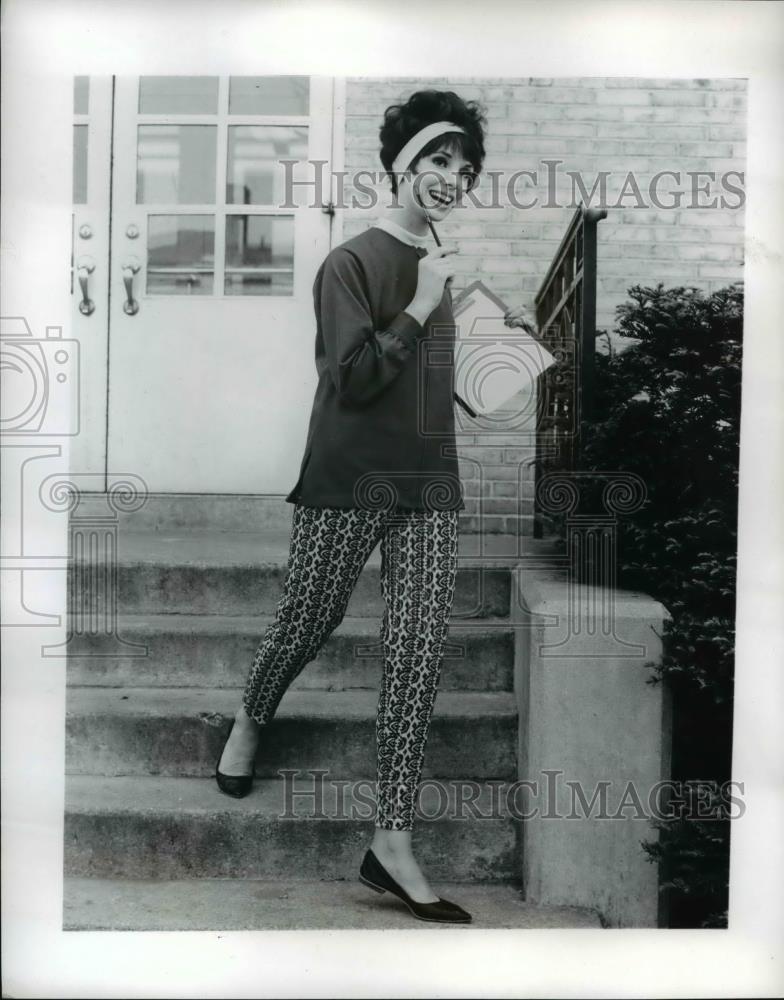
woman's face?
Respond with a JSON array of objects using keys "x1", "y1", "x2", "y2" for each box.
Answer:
[{"x1": 405, "y1": 143, "x2": 475, "y2": 221}]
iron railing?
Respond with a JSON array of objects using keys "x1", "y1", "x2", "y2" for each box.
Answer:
[{"x1": 533, "y1": 205, "x2": 607, "y2": 537}]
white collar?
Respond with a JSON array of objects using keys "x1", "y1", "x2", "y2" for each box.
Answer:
[{"x1": 373, "y1": 216, "x2": 430, "y2": 249}]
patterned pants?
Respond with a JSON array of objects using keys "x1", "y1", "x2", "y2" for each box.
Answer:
[{"x1": 242, "y1": 503, "x2": 459, "y2": 831}]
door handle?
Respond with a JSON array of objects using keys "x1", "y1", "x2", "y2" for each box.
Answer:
[
  {"x1": 122, "y1": 256, "x2": 141, "y2": 316},
  {"x1": 76, "y1": 256, "x2": 96, "y2": 316}
]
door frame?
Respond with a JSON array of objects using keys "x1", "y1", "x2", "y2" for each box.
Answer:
[{"x1": 70, "y1": 75, "x2": 113, "y2": 484}]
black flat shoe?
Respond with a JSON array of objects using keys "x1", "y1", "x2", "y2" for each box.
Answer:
[
  {"x1": 215, "y1": 719, "x2": 255, "y2": 798},
  {"x1": 359, "y1": 848, "x2": 472, "y2": 924}
]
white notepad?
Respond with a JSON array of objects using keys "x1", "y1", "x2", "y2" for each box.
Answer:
[{"x1": 451, "y1": 280, "x2": 557, "y2": 417}]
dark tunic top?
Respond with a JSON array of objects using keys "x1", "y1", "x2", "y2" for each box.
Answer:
[{"x1": 285, "y1": 225, "x2": 465, "y2": 511}]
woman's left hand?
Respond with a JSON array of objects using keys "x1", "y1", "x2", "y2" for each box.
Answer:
[{"x1": 504, "y1": 303, "x2": 537, "y2": 335}]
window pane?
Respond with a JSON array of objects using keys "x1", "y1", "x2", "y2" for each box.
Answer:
[
  {"x1": 138, "y1": 76, "x2": 219, "y2": 114},
  {"x1": 137, "y1": 125, "x2": 216, "y2": 204},
  {"x1": 226, "y1": 125, "x2": 308, "y2": 205},
  {"x1": 74, "y1": 76, "x2": 89, "y2": 114},
  {"x1": 147, "y1": 215, "x2": 214, "y2": 295},
  {"x1": 228, "y1": 76, "x2": 309, "y2": 115},
  {"x1": 224, "y1": 271, "x2": 294, "y2": 296},
  {"x1": 73, "y1": 125, "x2": 88, "y2": 204},
  {"x1": 225, "y1": 214, "x2": 294, "y2": 296}
]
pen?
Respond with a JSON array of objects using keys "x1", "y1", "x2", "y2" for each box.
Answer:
[
  {"x1": 422, "y1": 208, "x2": 478, "y2": 419},
  {"x1": 425, "y1": 212, "x2": 442, "y2": 247}
]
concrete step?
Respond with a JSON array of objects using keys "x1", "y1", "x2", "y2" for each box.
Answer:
[
  {"x1": 64, "y1": 775, "x2": 520, "y2": 882},
  {"x1": 63, "y1": 876, "x2": 601, "y2": 930},
  {"x1": 65, "y1": 687, "x2": 518, "y2": 779},
  {"x1": 68, "y1": 529, "x2": 563, "y2": 618},
  {"x1": 70, "y1": 492, "x2": 545, "y2": 537},
  {"x1": 65, "y1": 613, "x2": 515, "y2": 691},
  {"x1": 72, "y1": 492, "x2": 299, "y2": 534}
]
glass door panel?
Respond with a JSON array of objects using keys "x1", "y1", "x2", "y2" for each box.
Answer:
[
  {"x1": 224, "y1": 214, "x2": 294, "y2": 295},
  {"x1": 226, "y1": 125, "x2": 308, "y2": 204},
  {"x1": 147, "y1": 215, "x2": 215, "y2": 294},
  {"x1": 73, "y1": 124, "x2": 88, "y2": 204},
  {"x1": 138, "y1": 76, "x2": 219, "y2": 114},
  {"x1": 136, "y1": 125, "x2": 217, "y2": 204},
  {"x1": 228, "y1": 76, "x2": 309, "y2": 114}
]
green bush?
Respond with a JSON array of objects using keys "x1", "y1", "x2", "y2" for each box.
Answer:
[{"x1": 555, "y1": 282, "x2": 743, "y2": 927}]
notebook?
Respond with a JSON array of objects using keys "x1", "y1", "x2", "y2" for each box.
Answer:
[{"x1": 450, "y1": 280, "x2": 557, "y2": 417}]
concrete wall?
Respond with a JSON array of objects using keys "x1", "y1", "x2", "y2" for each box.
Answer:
[
  {"x1": 513, "y1": 569, "x2": 673, "y2": 927},
  {"x1": 339, "y1": 77, "x2": 746, "y2": 533}
]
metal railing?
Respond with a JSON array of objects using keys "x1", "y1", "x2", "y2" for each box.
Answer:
[{"x1": 533, "y1": 206, "x2": 607, "y2": 537}]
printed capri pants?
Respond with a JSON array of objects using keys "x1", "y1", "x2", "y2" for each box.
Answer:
[{"x1": 242, "y1": 502, "x2": 459, "y2": 832}]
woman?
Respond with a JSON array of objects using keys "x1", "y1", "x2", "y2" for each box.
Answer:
[{"x1": 216, "y1": 90, "x2": 495, "y2": 925}]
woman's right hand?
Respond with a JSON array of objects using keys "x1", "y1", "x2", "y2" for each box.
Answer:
[{"x1": 406, "y1": 246, "x2": 459, "y2": 323}]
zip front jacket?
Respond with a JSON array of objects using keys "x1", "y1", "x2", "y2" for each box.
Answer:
[{"x1": 285, "y1": 224, "x2": 465, "y2": 512}]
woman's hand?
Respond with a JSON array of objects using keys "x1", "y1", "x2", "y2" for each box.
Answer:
[
  {"x1": 504, "y1": 302, "x2": 538, "y2": 336},
  {"x1": 406, "y1": 246, "x2": 460, "y2": 323}
]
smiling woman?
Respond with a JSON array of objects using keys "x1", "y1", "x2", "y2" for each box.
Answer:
[
  {"x1": 216, "y1": 89, "x2": 488, "y2": 926},
  {"x1": 379, "y1": 89, "x2": 486, "y2": 202}
]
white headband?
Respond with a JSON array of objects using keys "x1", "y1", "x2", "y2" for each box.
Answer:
[{"x1": 390, "y1": 121, "x2": 467, "y2": 180}]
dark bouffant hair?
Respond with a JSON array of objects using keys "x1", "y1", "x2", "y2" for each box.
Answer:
[{"x1": 379, "y1": 90, "x2": 487, "y2": 195}]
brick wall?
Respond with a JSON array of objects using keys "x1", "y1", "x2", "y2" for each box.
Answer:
[{"x1": 339, "y1": 77, "x2": 747, "y2": 534}]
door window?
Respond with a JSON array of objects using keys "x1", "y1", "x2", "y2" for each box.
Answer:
[
  {"x1": 134, "y1": 75, "x2": 310, "y2": 296},
  {"x1": 147, "y1": 215, "x2": 215, "y2": 295},
  {"x1": 73, "y1": 75, "x2": 90, "y2": 204}
]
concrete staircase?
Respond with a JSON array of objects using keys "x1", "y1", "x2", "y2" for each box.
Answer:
[{"x1": 63, "y1": 495, "x2": 601, "y2": 930}]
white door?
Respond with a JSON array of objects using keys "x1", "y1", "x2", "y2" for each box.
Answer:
[
  {"x1": 70, "y1": 75, "x2": 113, "y2": 479},
  {"x1": 105, "y1": 75, "x2": 335, "y2": 492}
]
